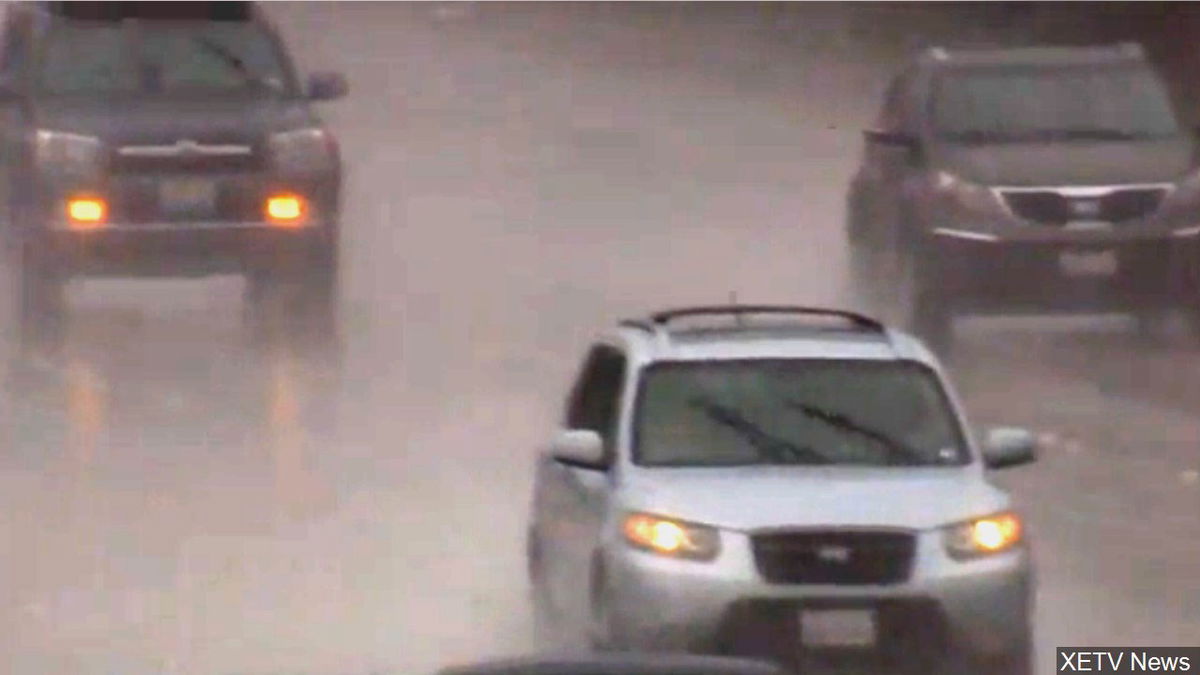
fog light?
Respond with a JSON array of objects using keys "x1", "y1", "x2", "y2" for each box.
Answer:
[
  {"x1": 67, "y1": 196, "x2": 107, "y2": 229},
  {"x1": 265, "y1": 193, "x2": 307, "y2": 225}
]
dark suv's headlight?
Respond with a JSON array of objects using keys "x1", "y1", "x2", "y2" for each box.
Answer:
[
  {"x1": 931, "y1": 170, "x2": 1007, "y2": 216},
  {"x1": 268, "y1": 127, "x2": 338, "y2": 173},
  {"x1": 33, "y1": 130, "x2": 104, "y2": 176}
]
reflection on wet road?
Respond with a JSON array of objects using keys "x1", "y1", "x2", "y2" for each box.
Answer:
[{"x1": 0, "y1": 4, "x2": 1196, "y2": 674}]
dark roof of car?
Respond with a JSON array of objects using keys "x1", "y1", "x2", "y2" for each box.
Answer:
[
  {"x1": 921, "y1": 43, "x2": 1148, "y2": 68},
  {"x1": 27, "y1": 1, "x2": 259, "y2": 22}
]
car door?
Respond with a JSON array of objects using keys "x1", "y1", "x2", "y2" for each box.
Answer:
[{"x1": 538, "y1": 342, "x2": 627, "y2": 620}]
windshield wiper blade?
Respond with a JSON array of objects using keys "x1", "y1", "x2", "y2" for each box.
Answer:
[
  {"x1": 783, "y1": 399, "x2": 935, "y2": 466},
  {"x1": 688, "y1": 396, "x2": 831, "y2": 465}
]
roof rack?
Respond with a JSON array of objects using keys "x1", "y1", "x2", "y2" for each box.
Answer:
[{"x1": 644, "y1": 305, "x2": 885, "y2": 332}]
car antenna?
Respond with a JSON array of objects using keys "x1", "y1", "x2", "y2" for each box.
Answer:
[{"x1": 730, "y1": 291, "x2": 745, "y2": 327}]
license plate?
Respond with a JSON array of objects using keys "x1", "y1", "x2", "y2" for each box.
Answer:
[
  {"x1": 800, "y1": 609, "x2": 876, "y2": 647},
  {"x1": 160, "y1": 178, "x2": 217, "y2": 214},
  {"x1": 1059, "y1": 250, "x2": 1117, "y2": 278}
]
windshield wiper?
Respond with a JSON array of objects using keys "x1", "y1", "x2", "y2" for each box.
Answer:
[
  {"x1": 782, "y1": 400, "x2": 942, "y2": 466},
  {"x1": 688, "y1": 396, "x2": 831, "y2": 465},
  {"x1": 190, "y1": 35, "x2": 280, "y2": 92}
]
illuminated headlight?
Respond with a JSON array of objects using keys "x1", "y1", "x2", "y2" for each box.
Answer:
[
  {"x1": 943, "y1": 511, "x2": 1024, "y2": 560},
  {"x1": 34, "y1": 130, "x2": 104, "y2": 175},
  {"x1": 931, "y1": 170, "x2": 1005, "y2": 215},
  {"x1": 268, "y1": 127, "x2": 337, "y2": 173},
  {"x1": 621, "y1": 512, "x2": 720, "y2": 561}
]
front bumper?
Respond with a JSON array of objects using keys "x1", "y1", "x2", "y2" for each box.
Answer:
[
  {"x1": 32, "y1": 222, "x2": 332, "y2": 278},
  {"x1": 920, "y1": 214, "x2": 1200, "y2": 313},
  {"x1": 600, "y1": 527, "x2": 1033, "y2": 658}
]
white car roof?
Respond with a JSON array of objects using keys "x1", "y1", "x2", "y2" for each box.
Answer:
[{"x1": 608, "y1": 307, "x2": 939, "y2": 368}]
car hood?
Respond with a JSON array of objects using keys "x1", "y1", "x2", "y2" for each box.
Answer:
[
  {"x1": 618, "y1": 465, "x2": 1008, "y2": 531},
  {"x1": 933, "y1": 139, "x2": 1192, "y2": 186},
  {"x1": 32, "y1": 96, "x2": 316, "y2": 146}
]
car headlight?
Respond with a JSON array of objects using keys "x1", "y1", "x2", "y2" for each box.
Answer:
[
  {"x1": 33, "y1": 130, "x2": 104, "y2": 175},
  {"x1": 931, "y1": 170, "x2": 1004, "y2": 215},
  {"x1": 943, "y1": 511, "x2": 1023, "y2": 560},
  {"x1": 621, "y1": 512, "x2": 720, "y2": 561},
  {"x1": 268, "y1": 127, "x2": 337, "y2": 173}
]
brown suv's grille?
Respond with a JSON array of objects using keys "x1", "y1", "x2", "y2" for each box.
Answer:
[
  {"x1": 110, "y1": 153, "x2": 264, "y2": 175},
  {"x1": 1000, "y1": 188, "x2": 1168, "y2": 226},
  {"x1": 751, "y1": 530, "x2": 915, "y2": 585}
]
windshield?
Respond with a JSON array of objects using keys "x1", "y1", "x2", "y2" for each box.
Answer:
[
  {"x1": 35, "y1": 20, "x2": 293, "y2": 96},
  {"x1": 634, "y1": 359, "x2": 969, "y2": 467},
  {"x1": 931, "y1": 64, "x2": 1182, "y2": 143}
]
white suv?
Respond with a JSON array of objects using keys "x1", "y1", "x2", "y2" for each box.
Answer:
[{"x1": 526, "y1": 306, "x2": 1038, "y2": 675}]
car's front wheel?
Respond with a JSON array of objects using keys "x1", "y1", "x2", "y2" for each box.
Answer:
[
  {"x1": 8, "y1": 244, "x2": 68, "y2": 352},
  {"x1": 243, "y1": 241, "x2": 340, "y2": 351},
  {"x1": 886, "y1": 243, "x2": 953, "y2": 354}
]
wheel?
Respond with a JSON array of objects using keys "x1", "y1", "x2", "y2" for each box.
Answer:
[
  {"x1": 526, "y1": 531, "x2": 565, "y2": 648},
  {"x1": 244, "y1": 241, "x2": 341, "y2": 353},
  {"x1": 844, "y1": 185, "x2": 886, "y2": 313},
  {"x1": 9, "y1": 244, "x2": 67, "y2": 353},
  {"x1": 892, "y1": 244, "x2": 953, "y2": 355}
]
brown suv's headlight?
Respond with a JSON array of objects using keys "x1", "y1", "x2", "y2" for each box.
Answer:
[
  {"x1": 33, "y1": 130, "x2": 104, "y2": 176},
  {"x1": 268, "y1": 127, "x2": 338, "y2": 173}
]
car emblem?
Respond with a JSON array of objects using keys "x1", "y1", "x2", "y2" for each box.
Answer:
[
  {"x1": 815, "y1": 545, "x2": 852, "y2": 564},
  {"x1": 175, "y1": 139, "x2": 202, "y2": 157},
  {"x1": 1070, "y1": 198, "x2": 1102, "y2": 217}
]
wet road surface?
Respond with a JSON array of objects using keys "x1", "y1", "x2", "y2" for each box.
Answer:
[{"x1": 0, "y1": 4, "x2": 1197, "y2": 673}]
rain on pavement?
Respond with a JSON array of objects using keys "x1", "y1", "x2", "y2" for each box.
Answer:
[{"x1": 0, "y1": 3, "x2": 1197, "y2": 673}]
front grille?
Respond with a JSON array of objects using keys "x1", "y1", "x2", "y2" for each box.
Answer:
[
  {"x1": 751, "y1": 530, "x2": 915, "y2": 585},
  {"x1": 106, "y1": 173, "x2": 265, "y2": 225},
  {"x1": 1000, "y1": 187, "x2": 1168, "y2": 226},
  {"x1": 110, "y1": 152, "x2": 264, "y2": 175}
]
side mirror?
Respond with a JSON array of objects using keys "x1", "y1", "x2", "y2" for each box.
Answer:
[
  {"x1": 551, "y1": 429, "x2": 607, "y2": 470},
  {"x1": 305, "y1": 71, "x2": 348, "y2": 101},
  {"x1": 981, "y1": 427, "x2": 1038, "y2": 469},
  {"x1": 864, "y1": 128, "x2": 919, "y2": 148}
]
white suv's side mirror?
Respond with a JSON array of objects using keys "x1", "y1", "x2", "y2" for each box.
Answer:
[
  {"x1": 551, "y1": 429, "x2": 607, "y2": 469},
  {"x1": 982, "y1": 427, "x2": 1038, "y2": 469}
]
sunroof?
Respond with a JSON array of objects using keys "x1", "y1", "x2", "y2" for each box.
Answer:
[{"x1": 47, "y1": 2, "x2": 253, "y2": 22}]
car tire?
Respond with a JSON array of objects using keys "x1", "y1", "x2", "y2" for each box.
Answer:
[
  {"x1": 244, "y1": 241, "x2": 340, "y2": 352},
  {"x1": 587, "y1": 560, "x2": 630, "y2": 652},
  {"x1": 844, "y1": 186, "x2": 887, "y2": 313},
  {"x1": 526, "y1": 531, "x2": 566, "y2": 648},
  {"x1": 10, "y1": 244, "x2": 67, "y2": 353},
  {"x1": 892, "y1": 245, "x2": 953, "y2": 354}
]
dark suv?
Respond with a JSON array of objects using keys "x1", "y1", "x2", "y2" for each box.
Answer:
[
  {"x1": 0, "y1": 1, "x2": 347, "y2": 345},
  {"x1": 846, "y1": 43, "x2": 1200, "y2": 350}
]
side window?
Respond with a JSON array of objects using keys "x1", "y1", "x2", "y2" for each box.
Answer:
[{"x1": 564, "y1": 344, "x2": 628, "y2": 450}]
